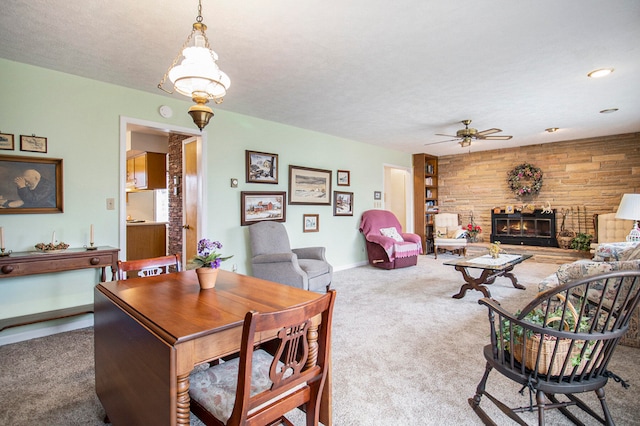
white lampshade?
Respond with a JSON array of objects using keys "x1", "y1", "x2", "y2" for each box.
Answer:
[
  {"x1": 616, "y1": 194, "x2": 640, "y2": 220},
  {"x1": 616, "y1": 193, "x2": 640, "y2": 242}
]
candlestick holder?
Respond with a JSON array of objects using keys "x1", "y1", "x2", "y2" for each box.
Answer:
[
  {"x1": 85, "y1": 243, "x2": 98, "y2": 251},
  {"x1": 0, "y1": 248, "x2": 11, "y2": 257}
]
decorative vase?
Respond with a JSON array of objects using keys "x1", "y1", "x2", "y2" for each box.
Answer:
[{"x1": 195, "y1": 267, "x2": 219, "y2": 289}]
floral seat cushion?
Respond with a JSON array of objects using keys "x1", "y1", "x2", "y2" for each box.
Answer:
[
  {"x1": 189, "y1": 349, "x2": 290, "y2": 423},
  {"x1": 593, "y1": 242, "x2": 639, "y2": 262}
]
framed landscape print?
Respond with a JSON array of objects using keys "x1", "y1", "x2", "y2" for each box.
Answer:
[
  {"x1": 246, "y1": 150, "x2": 278, "y2": 184},
  {"x1": 333, "y1": 191, "x2": 353, "y2": 216},
  {"x1": 337, "y1": 170, "x2": 350, "y2": 186},
  {"x1": 303, "y1": 214, "x2": 319, "y2": 232},
  {"x1": 0, "y1": 155, "x2": 64, "y2": 214},
  {"x1": 288, "y1": 165, "x2": 332, "y2": 205},
  {"x1": 20, "y1": 135, "x2": 48, "y2": 153},
  {"x1": 0, "y1": 133, "x2": 14, "y2": 150},
  {"x1": 240, "y1": 191, "x2": 286, "y2": 226}
]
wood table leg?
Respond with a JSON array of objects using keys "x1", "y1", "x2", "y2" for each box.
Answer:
[
  {"x1": 452, "y1": 267, "x2": 493, "y2": 299},
  {"x1": 451, "y1": 265, "x2": 526, "y2": 299},
  {"x1": 177, "y1": 373, "x2": 191, "y2": 425}
]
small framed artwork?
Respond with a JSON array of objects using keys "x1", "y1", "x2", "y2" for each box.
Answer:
[
  {"x1": 337, "y1": 170, "x2": 350, "y2": 186},
  {"x1": 333, "y1": 191, "x2": 354, "y2": 216},
  {"x1": 0, "y1": 133, "x2": 14, "y2": 150},
  {"x1": 374, "y1": 191, "x2": 382, "y2": 200},
  {"x1": 240, "y1": 191, "x2": 286, "y2": 226},
  {"x1": 0, "y1": 155, "x2": 64, "y2": 214},
  {"x1": 246, "y1": 150, "x2": 278, "y2": 184},
  {"x1": 20, "y1": 135, "x2": 48, "y2": 153},
  {"x1": 303, "y1": 214, "x2": 319, "y2": 233},
  {"x1": 288, "y1": 165, "x2": 332, "y2": 205},
  {"x1": 506, "y1": 205, "x2": 514, "y2": 214}
]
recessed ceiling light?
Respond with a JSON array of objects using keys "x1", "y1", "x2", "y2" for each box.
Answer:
[
  {"x1": 587, "y1": 68, "x2": 614, "y2": 78},
  {"x1": 545, "y1": 127, "x2": 559, "y2": 133},
  {"x1": 600, "y1": 108, "x2": 619, "y2": 114}
]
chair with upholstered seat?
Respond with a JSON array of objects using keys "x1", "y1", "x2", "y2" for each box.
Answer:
[
  {"x1": 469, "y1": 270, "x2": 640, "y2": 425},
  {"x1": 116, "y1": 254, "x2": 182, "y2": 280},
  {"x1": 189, "y1": 289, "x2": 337, "y2": 426},
  {"x1": 249, "y1": 221, "x2": 332, "y2": 292},
  {"x1": 433, "y1": 213, "x2": 467, "y2": 259},
  {"x1": 359, "y1": 209, "x2": 422, "y2": 269}
]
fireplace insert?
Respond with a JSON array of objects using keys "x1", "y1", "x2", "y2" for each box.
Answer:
[{"x1": 491, "y1": 209, "x2": 558, "y2": 247}]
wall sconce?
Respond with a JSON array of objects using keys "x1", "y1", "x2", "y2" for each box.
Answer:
[{"x1": 173, "y1": 175, "x2": 181, "y2": 196}]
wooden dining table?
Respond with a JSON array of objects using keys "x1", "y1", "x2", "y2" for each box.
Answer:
[{"x1": 94, "y1": 269, "x2": 331, "y2": 426}]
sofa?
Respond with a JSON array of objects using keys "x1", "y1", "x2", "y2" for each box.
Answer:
[{"x1": 539, "y1": 242, "x2": 640, "y2": 347}]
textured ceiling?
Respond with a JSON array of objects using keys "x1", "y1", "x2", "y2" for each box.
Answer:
[{"x1": 1, "y1": 0, "x2": 639, "y2": 155}]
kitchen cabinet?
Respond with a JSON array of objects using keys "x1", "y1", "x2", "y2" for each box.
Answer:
[
  {"x1": 126, "y1": 152, "x2": 167, "y2": 190},
  {"x1": 126, "y1": 222, "x2": 167, "y2": 260}
]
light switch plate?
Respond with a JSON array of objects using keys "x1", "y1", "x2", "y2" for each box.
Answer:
[{"x1": 106, "y1": 198, "x2": 115, "y2": 210}]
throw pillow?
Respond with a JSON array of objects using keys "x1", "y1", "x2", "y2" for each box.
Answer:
[
  {"x1": 453, "y1": 229, "x2": 468, "y2": 239},
  {"x1": 619, "y1": 243, "x2": 640, "y2": 261},
  {"x1": 435, "y1": 227, "x2": 448, "y2": 238},
  {"x1": 380, "y1": 227, "x2": 404, "y2": 242}
]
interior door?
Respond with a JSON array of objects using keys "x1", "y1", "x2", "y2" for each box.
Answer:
[{"x1": 183, "y1": 138, "x2": 199, "y2": 265}]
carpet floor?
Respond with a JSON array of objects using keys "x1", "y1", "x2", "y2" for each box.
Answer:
[{"x1": 1, "y1": 254, "x2": 638, "y2": 425}]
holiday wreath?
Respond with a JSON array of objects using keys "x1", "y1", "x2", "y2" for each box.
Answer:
[{"x1": 507, "y1": 163, "x2": 543, "y2": 197}]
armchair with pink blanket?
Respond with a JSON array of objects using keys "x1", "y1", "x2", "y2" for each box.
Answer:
[{"x1": 359, "y1": 209, "x2": 423, "y2": 269}]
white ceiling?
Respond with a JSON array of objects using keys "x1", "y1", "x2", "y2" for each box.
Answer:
[{"x1": 1, "y1": 0, "x2": 639, "y2": 156}]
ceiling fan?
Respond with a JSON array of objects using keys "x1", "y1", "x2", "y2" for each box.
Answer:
[{"x1": 425, "y1": 119, "x2": 512, "y2": 147}]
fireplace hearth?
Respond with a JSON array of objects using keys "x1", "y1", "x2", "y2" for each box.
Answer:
[{"x1": 491, "y1": 209, "x2": 558, "y2": 247}]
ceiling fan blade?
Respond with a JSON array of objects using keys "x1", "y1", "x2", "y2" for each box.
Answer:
[
  {"x1": 435, "y1": 133, "x2": 458, "y2": 138},
  {"x1": 482, "y1": 135, "x2": 513, "y2": 140},
  {"x1": 424, "y1": 138, "x2": 459, "y2": 146},
  {"x1": 476, "y1": 128, "x2": 501, "y2": 136}
]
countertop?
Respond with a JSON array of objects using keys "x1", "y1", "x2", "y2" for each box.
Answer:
[{"x1": 126, "y1": 221, "x2": 168, "y2": 226}]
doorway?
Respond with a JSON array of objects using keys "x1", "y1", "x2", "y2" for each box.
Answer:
[
  {"x1": 119, "y1": 116, "x2": 205, "y2": 261},
  {"x1": 383, "y1": 164, "x2": 413, "y2": 232}
]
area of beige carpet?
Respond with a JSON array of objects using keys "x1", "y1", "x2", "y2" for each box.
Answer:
[{"x1": 1, "y1": 254, "x2": 638, "y2": 425}]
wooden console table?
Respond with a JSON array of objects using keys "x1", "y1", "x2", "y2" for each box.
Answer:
[{"x1": 0, "y1": 246, "x2": 119, "y2": 331}]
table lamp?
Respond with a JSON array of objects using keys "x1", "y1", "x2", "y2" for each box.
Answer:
[{"x1": 615, "y1": 193, "x2": 640, "y2": 242}]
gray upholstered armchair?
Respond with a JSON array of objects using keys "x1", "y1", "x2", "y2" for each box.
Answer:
[{"x1": 248, "y1": 221, "x2": 332, "y2": 292}]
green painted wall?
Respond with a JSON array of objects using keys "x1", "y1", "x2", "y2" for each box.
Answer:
[{"x1": 0, "y1": 58, "x2": 410, "y2": 338}]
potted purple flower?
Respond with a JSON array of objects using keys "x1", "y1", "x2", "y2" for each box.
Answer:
[{"x1": 193, "y1": 238, "x2": 233, "y2": 289}]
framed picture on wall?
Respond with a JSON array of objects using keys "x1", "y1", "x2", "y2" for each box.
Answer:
[
  {"x1": 0, "y1": 155, "x2": 64, "y2": 214},
  {"x1": 20, "y1": 135, "x2": 48, "y2": 153},
  {"x1": 288, "y1": 165, "x2": 332, "y2": 205},
  {"x1": 337, "y1": 170, "x2": 350, "y2": 186},
  {"x1": 333, "y1": 191, "x2": 353, "y2": 216},
  {"x1": 303, "y1": 214, "x2": 319, "y2": 232},
  {"x1": 0, "y1": 133, "x2": 14, "y2": 150},
  {"x1": 240, "y1": 191, "x2": 286, "y2": 226},
  {"x1": 245, "y1": 150, "x2": 278, "y2": 184}
]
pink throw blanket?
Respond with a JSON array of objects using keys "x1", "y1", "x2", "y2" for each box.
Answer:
[{"x1": 359, "y1": 210, "x2": 423, "y2": 261}]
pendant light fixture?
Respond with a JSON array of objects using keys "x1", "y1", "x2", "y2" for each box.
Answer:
[{"x1": 158, "y1": 0, "x2": 230, "y2": 131}]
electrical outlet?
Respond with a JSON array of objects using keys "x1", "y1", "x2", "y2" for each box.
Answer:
[{"x1": 106, "y1": 198, "x2": 115, "y2": 210}]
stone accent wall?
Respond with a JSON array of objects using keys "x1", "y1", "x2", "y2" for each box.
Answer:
[
  {"x1": 435, "y1": 132, "x2": 640, "y2": 243},
  {"x1": 167, "y1": 133, "x2": 191, "y2": 257}
]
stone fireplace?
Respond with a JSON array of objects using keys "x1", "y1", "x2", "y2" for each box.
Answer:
[{"x1": 491, "y1": 209, "x2": 558, "y2": 247}]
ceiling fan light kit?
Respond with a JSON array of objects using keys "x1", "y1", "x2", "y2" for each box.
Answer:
[
  {"x1": 158, "y1": 0, "x2": 230, "y2": 131},
  {"x1": 427, "y1": 119, "x2": 513, "y2": 148}
]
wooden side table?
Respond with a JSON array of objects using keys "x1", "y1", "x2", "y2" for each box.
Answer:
[{"x1": 0, "y1": 246, "x2": 119, "y2": 331}]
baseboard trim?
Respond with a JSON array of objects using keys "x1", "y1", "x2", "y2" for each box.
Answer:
[{"x1": 0, "y1": 315, "x2": 94, "y2": 346}]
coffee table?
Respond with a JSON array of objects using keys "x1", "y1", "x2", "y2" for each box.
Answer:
[{"x1": 443, "y1": 253, "x2": 532, "y2": 299}]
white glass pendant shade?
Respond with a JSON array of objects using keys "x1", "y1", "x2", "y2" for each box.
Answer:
[{"x1": 168, "y1": 36, "x2": 230, "y2": 101}]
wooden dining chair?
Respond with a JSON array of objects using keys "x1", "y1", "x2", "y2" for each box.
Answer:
[
  {"x1": 189, "y1": 289, "x2": 337, "y2": 426},
  {"x1": 116, "y1": 254, "x2": 182, "y2": 280}
]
